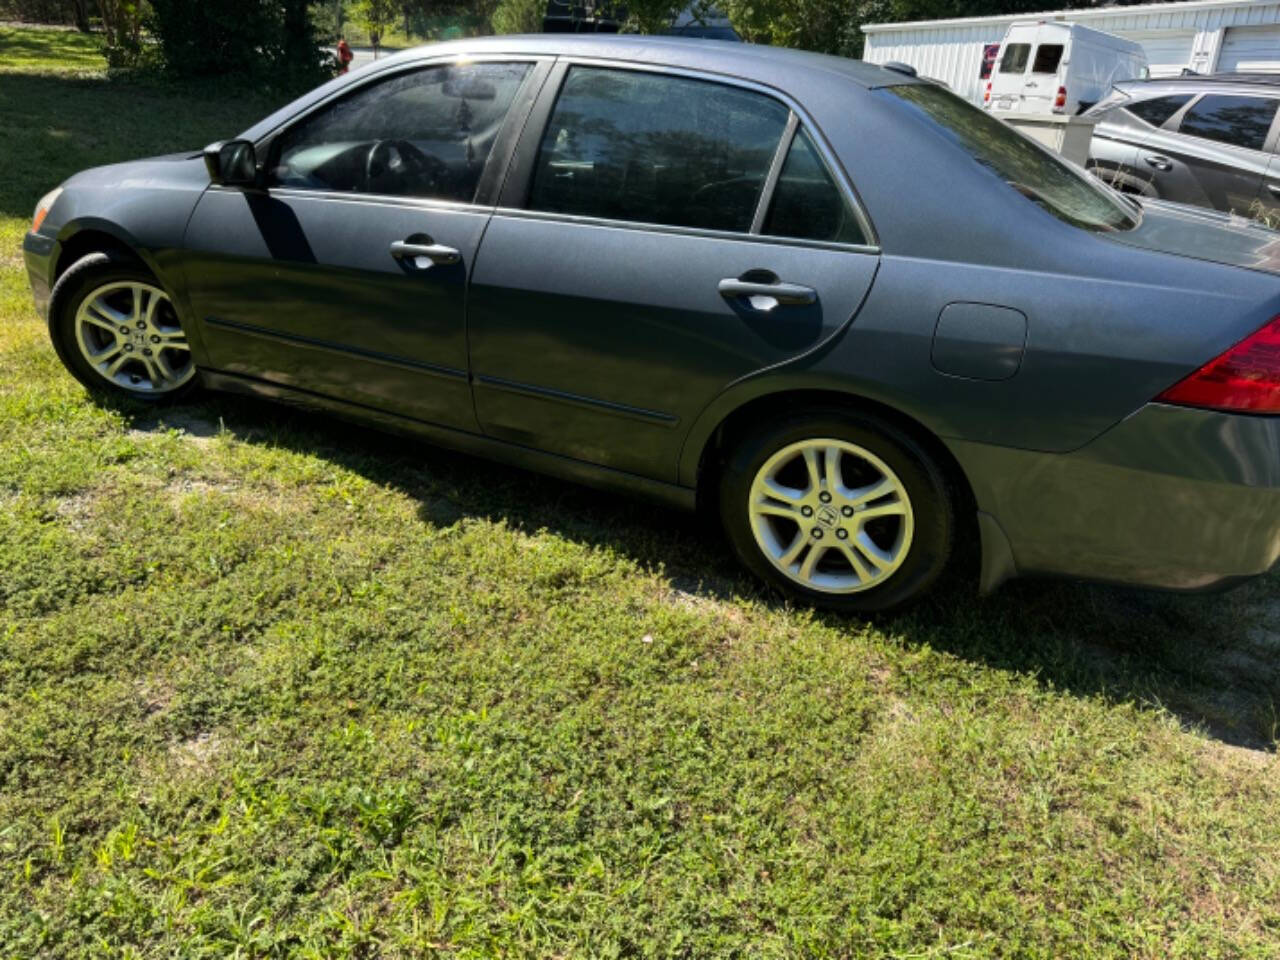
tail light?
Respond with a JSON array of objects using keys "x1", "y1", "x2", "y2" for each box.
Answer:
[
  {"x1": 984, "y1": 82, "x2": 991, "y2": 104},
  {"x1": 1053, "y1": 86, "x2": 1067, "y2": 110},
  {"x1": 1156, "y1": 315, "x2": 1280, "y2": 413}
]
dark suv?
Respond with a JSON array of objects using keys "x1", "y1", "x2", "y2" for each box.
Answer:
[{"x1": 1085, "y1": 74, "x2": 1280, "y2": 220}]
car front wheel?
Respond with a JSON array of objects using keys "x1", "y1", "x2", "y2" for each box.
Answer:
[
  {"x1": 49, "y1": 252, "x2": 198, "y2": 401},
  {"x1": 719, "y1": 410, "x2": 955, "y2": 613}
]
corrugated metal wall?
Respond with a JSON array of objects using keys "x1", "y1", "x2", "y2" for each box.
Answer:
[{"x1": 863, "y1": 0, "x2": 1280, "y2": 103}]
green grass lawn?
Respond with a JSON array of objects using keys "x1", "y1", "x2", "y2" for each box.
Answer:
[
  {"x1": 0, "y1": 25, "x2": 105, "y2": 73},
  {"x1": 2, "y1": 26, "x2": 1280, "y2": 959}
]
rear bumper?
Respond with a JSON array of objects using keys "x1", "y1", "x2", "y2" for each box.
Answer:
[
  {"x1": 950, "y1": 403, "x2": 1280, "y2": 592},
  {"x1": 23, "y1": 231, "x2": 57, "y2": 320}
]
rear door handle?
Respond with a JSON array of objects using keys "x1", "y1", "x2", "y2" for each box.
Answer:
[
  {"x1": 1143, "y1": 154, "x2": 1173, "y2": 172},
  {"x1": 718, "y1": 278, "x2": 816, "y2": 308},
  {"x1": 390, "y1": 239, "x2": 461, "y2": 266}
]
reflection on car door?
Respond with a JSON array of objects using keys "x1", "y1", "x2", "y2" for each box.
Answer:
[
  {"x1": 181, "y1": 59, "x2": 543, "y2": 430},
  {"x1": 1147, "y1": 93, "x2": 1280, "y2": 216},
  {"x1": 1260, "y1": 144, "x2": 1280, "y2": 219},
  {"x1": 467, "y1": 65, "x2": 879, "y2": 482}
]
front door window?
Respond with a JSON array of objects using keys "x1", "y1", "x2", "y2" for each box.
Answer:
[{"x1": 270, "y1": 62, "x2": 531, "y2": 201}]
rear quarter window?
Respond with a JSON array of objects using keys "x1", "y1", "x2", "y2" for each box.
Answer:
[{"x1": 887, "y1": 82, "x2": 1138, "y2": 233}]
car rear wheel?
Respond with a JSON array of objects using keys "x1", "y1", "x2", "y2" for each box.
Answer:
[
  {"x1": 49, "y1": 252, "x2": 198, "y2": 401},
  {"x1": 719, "y1": 410, "x2": 954, "y2": 613}
]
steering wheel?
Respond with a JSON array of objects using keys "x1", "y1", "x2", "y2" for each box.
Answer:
[{"x1": 365, "y1": 139, "x2": 448, "y2": 193}]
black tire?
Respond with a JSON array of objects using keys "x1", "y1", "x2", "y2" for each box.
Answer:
[
  {"x1": 48, "y1": 251, "x2": 199, "y2": 403},
  {"x1": 718, "y1": 408, "x2": 955, "y2": 614}
]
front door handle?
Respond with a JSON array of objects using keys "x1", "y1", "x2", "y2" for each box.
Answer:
[
  {"x1": 390, "y1": 239, "x2": 461, "y2": 266},
  {"x1": 718, "y1": 278, "x2": 817, "y2": 309},
  {"x1": 1143, "y1": 154, "x2": 1173, "y2": 172},
  {"x1": 1267, "y1": 182, "x2": 1280, "y2": 199}
]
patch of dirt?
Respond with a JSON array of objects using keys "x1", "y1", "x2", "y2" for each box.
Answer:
[
  {"x1": 170, "y1": 731, "x2": 222, "y2": 773},
  {"x1": 128, "y1": 411, "x2": 222, "y2": 446},
  {"x1": 0, "y1": 246, "x2": 24, "y2": 272},
  {"x1": 134, "y1": 678, "x2": 175, "y2": 719},
  {"x1": 53, "y1": 491, "x2": 99, "y2": 531},
  {"x1": 1208, "y1": 740, "x2": 1276, "y2": 771},
  {"x1": 165, "y1": 476, "x2": 239, "y2": 498},
  {"x1": 664, "y1": 581, "x2": 746, "y2": 625}
]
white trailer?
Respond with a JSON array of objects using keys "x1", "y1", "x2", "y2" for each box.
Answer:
[{"x1": 863, "y1": 0, "x2": 1280, "y2": 105}]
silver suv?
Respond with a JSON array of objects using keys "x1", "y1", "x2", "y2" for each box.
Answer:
[{"x1": 1084, "y1": 74, "x2": 1280, "y2": 220}]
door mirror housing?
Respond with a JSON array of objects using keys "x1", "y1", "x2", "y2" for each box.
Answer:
[{"x1": 204, "y1": 139, "x2": 258, "y2": 187}]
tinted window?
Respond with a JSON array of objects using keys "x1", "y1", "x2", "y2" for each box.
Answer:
[
  {"x1": 763, "y1": 128, "x2": 865, "y2": 245},
  {"x1": 1178, "y1": 94, "x2": 1279, "y2": 151},
  {"x1": 1123, "y1": 93, "x2": 1192, "y2": 128},
  {"x1": 271, "y1": 62, "x2": 530, "y2": 201},
  {"x1": 528, "y1": 67, "x2": 789, "y2": 232},
  {"x1": 887, "y1": 83, "x2": 1137, "y2": 233},
  {"x1": 1031, "y1": 44, "x2": 1064, "y2": 74},
  {"x1": 1000, "y1": 43, "x2": 1030, "y2": 74}
]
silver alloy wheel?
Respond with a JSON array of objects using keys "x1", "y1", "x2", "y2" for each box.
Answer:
[
  {"x1": 748, "y1": 438, "x2": 914, "y2": 594},
  {"x1": 73, "y1": 281, "x2": 194, "y2": 394}
]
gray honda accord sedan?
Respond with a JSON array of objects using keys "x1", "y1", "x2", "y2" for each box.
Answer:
[{"x1": 22, "y1": 36, "x2": 1280, "y2": 612}]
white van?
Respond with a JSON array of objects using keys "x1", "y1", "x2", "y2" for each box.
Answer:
[{"x1": 984, "y1": 21, "x2": 1148, "y2": 116}]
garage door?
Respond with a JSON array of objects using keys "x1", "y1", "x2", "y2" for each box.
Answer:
[
  {"x1": 1125, "y1": 30, "x2": 1196, "y2": 78},
  {"x1": 1219, "y1": 25, "x2": 1280, "y2": 74}
]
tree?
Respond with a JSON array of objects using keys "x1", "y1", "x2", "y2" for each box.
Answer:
[
  {"x1": 719, "y1": 0, "x2": 860, "y2": 55},
  {"x1": 489, "y1": 0, "x2": 542, "y2": 35},
  {"x1": 619, "y1": 0, "x2": 682, "y2": 34},
  {"x1": 354, "y1": 0, "x2": 396, "y2": 50},
  {"x1": 98, "y1": 0, "x2": 147, "y2": 67},
  {"x1": 719, "y1": 0, "x2": 1100, "y2": 60},
  {"x1": 143, "y1": 0, "x2": 329, "y2": 83}
]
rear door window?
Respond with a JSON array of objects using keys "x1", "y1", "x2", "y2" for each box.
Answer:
[
  {"x1": 527, "y1": 66, "x2": 790, "y2": 233},
  {"x1": 1123, "y1": 94, "x2": 1192, "y2": 128},
  {"x1": 1177, "y1": 94, "x2": 1279, "y2": 152},
  {"x1": 762, "y1": 128, "x2": 866, "y2": 245},
  {"x1": 1031, "y1": 44, "x2": 1064, "y2": 74},
  {"x1": 1000, "y1": 43, "x2": 1031, "y2": 74}
]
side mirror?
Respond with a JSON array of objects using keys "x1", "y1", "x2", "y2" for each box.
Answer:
[{"x1": 203, "y1": 139, "x2": 258, "y2": 187}]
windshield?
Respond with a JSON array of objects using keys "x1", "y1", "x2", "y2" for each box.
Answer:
[{"x1": 886, "y1": 83, "x2": 1139, "y2": 233}]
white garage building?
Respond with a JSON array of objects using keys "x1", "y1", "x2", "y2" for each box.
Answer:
[{"x1": 862, "y1": 0, "x2": 1280, "y2": 104}]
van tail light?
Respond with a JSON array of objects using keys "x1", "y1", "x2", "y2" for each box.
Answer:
[
  {"x1": 1156, "y1": 315, "x2": 1280, "y2": 413},
  {"x1": 1053, "y1": 86, "x2": 1067, "y2": 110},
  {"x1": 984, "y1": 81, "x2": 991, "y2": 104}
]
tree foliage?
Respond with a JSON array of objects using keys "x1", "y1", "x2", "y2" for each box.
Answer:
[
  {"x1": 352, "y1": 0, "x2": 396, "y2": 44},
  {"x1": 718, "y1": 0, "x2": 1099, "y2": 58},
  {"x1": 489, "y1": 0, "x2": 543, "y2": 35},
  {"x1": 97, "y1": 0, "x2": 146, "y2": 66},
  {"x1": 118, "y1": 0, "x2": 329, "y2": 82}
]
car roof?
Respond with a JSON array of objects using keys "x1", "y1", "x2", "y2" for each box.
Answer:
[
  {"x1": 1117, "y1": 73, "x2": 1280, "y2": 97},
  {"x1": 372, "y1": 34, "x2": 912, "y2": 91},
  {"x1": 239, "y1": 35, "x2": 919, "y2": 145}
]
